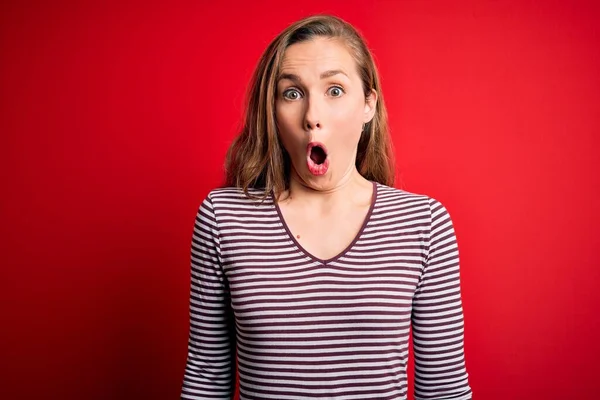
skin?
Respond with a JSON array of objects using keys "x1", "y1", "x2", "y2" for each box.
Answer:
[{"x1": 275, "y1": 37, "x2": 378, "y2": 260}]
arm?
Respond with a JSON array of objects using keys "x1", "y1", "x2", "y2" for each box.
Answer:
[
  {"x1": 411, "y1": 199, "x2": 472, "y2": 400},
  {"x1": 181, "y1": 195, "x2": 236, "y2": 399}
]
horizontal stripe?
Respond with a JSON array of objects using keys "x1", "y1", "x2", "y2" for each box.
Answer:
[{"x1": 181, "y1": 183, "x2": 471, "y2": 399}]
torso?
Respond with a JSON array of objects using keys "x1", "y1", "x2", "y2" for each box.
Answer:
[
  {"x1": 191, "y1": 183, "x2": 469, "y2": 399},
  {"x1": 185, "y1": 184, "x2": 471, "y2": 399}
]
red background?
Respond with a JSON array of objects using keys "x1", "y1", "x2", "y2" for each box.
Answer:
[{"x1": 2, "y1": 1, "x2": 599, "y2": 399}]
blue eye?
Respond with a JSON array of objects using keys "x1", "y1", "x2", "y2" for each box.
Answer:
[
  {"x1": 328, "y1": 86, "x2": 345, "y2": 97},
  {"x1": 283, "y1": 89, "x2": 302, "y2": 100}
]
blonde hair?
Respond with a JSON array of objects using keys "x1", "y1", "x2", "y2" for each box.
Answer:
[{"x1": 224, "y1": 14, "x2": 395, "y2": 199}]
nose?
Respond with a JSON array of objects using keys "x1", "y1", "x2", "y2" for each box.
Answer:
[
  {"x1": 305, "y1": 122, "x2": 321, "y2": 131},
  {"x1": 305, "y1": 120, "x2": 321, "y2": 130},
  {"x1": 304, "y1": 96, "x2": 322, "y2": 131}
]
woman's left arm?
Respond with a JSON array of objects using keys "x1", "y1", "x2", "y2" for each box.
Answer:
[{"x1": 411, "y1": 199, "x2": 472, "y2": 400}]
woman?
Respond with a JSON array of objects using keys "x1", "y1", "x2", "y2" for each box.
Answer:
[{"x1": 182, "y1": 15, "x2": 472, "y2": 400}]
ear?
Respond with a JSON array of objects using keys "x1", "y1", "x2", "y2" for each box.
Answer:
[{"x1": 363, "y1": 89, "x2": 378, "y2": 123}]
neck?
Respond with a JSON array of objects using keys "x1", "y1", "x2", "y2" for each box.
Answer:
[{"x1": 280, "y1": 167, "x2": 372, "y2": 211}]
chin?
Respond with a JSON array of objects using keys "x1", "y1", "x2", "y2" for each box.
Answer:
[
  {"x1": 303, "y1": 174, "x2": 327, "y2": 185},
  {"x1": 301, "y1": 172, "x2": 337, "y2": 191}
]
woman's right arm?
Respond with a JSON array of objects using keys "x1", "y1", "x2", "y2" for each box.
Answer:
[{"x1": 181, "y1": 196, "x2": 236, "y2": 400}]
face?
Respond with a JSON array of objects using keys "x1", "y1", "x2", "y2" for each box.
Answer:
[{"x1": 275, "y1": 37, "x2": 377, "y2": 191}]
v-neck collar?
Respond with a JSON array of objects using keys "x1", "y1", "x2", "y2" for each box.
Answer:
[{"x1": 273, "y1": 181, "x2": 378, "y2": 265}]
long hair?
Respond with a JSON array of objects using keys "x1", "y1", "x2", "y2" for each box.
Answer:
[{"x1": 224, "y1": 15, "x2": 395, "y2": 199}]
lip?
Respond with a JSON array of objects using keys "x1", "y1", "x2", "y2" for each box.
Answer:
[
  {"x1": 306, "y1": 141, "x2": 329, "y2": 176},
  {"x1": 306, "y1": 141, "x2": 329, "y2": 155}
]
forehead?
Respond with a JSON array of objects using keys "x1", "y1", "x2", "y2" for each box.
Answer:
[{"x1": 279, "y1": 37, "x2": 357, "y2": 77}]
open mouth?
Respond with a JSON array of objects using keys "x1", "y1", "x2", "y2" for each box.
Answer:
[
  {"x1": 310, "y1": 146, "x2": 327, "y2": 165},
  {"x1": 306, "y1": 142, "x2": 329, "y2": 176}
]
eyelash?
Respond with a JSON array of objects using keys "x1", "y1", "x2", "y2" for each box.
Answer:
[{"x1": 282, "y1": 85, "x2": 345, "y2": 100}]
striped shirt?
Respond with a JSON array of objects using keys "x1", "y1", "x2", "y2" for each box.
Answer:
[{"x1": 181, "y1": 182, "x2": 472, "y2": 400}]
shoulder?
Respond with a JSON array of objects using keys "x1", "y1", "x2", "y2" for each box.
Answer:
[
  {"x1": 200, "y1": 186, "x2": 274, "y2": 213},
  {"x1": 374, "y1": 183, "x2": 452, "y2": 222},
  {"x1": 375, "y1": 182, "x2": 432, "y2": 208}
]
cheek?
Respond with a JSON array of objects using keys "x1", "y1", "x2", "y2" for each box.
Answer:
[
  {"x1": 330, "y1": 100, "x2": 364, "y2": 144},
  {"x1": 275, "y1": 105, "x2": 304, "y2": 152}
]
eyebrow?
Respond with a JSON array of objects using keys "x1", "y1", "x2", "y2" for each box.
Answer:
[{"x1": 277, "y1": 69, "x2": 349, "y2": 83}]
